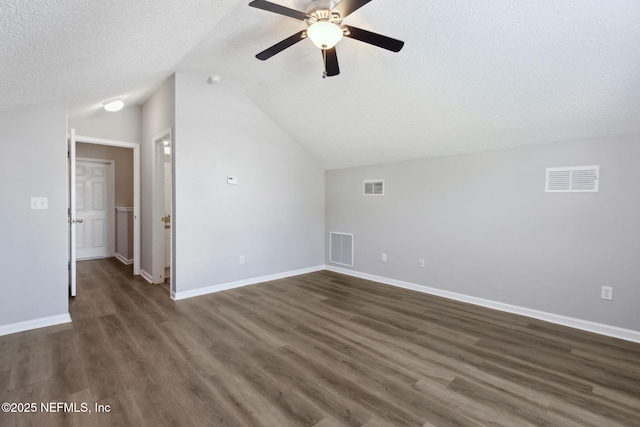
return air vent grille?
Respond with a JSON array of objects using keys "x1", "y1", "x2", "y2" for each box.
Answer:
[
  {"x1": 329, "y1": 232, "x2": 354, "y2": 267},
  {"x1": 363, "y1": 180, "x2": 384, "y2": 196},
  {"x1": 545, "y1": 166, "x2": 599, "y2": 192}
]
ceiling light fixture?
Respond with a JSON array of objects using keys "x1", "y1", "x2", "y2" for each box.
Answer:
[
  {"x1": 103, "y1": 99, "x2": 124, "y2": 112},
  {"x1": 306, "y1": 21, "x2": 343, "y2": 49},
  {"x1": 250, "y1": 0, "x2": 404, "y2": 78}
]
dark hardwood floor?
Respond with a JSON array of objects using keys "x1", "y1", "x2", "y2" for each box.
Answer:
[{"x1": 1, "y1": 258, "x2": 639, "y2": 426}]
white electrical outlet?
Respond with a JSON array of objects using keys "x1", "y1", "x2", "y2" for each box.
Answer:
[
  {"x1": 601, "y1": 286, "x2": 613, "y2": 300},
  {"x1": 381, "y1": 253, "x2": 387, "y2": 262},
  {"x1": 239, "y1": 255, "x2": 245, "y2": 264},
  {"x1": 418, "y1": 258, "x2": 425, "y2": 268}
]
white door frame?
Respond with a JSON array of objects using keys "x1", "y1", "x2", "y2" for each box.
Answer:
[
  {"x1": 69, "y1": 129, "x2": 77, "y2": 296},
  {"x1": 75, "y1": 135, "x2": 141, "y2": 275},
  {"x1": 75, "y1": 157, "x2": 115, "y2": 260},
  {"x1": 152, "y1": 129, "x2": 173, "y2": 288}
]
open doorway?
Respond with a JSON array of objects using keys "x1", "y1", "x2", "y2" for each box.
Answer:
[
  {"x1": 153, "y1": 129, "x2": 174, "y2": 295},
  {"x1": 72, "y1": 134, "x2": 141, "y2": 291}
]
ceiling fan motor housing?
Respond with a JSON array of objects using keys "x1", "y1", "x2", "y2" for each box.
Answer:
[{"x1": 306, "y1": 0, "x2": 341, "y2": 23}]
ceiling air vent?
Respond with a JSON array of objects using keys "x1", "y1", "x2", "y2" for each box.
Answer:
[
  {"x1": 545, "y1": 166, "x2": 599, "y2": 192},
  {"x1": 363, "y1": 179, "x2": 384, "y2": 196},
  {"x1": 329, "y1": 232, "x2": 353, "y2": 267}
]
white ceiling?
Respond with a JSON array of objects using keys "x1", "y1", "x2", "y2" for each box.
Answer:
[{"x1": 2, "y1": 0, "x2": 640, "y2": 169}]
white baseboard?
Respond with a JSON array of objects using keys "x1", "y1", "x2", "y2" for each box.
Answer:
[
  {"x1": 140, "y1": 269, "x2": 154, "y2": 284},
  {"x1": 324, "y1": 265, "x2": 640, "y2": 344},
  {"x1": 172, "y1": 265, "x2": 325, "y2": 301},
  {"x1": 0, "y1": 313, "x2": 72, "y2": 337},
  {"x1": 114, "y1": 252, "x2": 133, "y2": 265}
]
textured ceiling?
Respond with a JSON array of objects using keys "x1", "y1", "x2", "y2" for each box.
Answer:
[{"x1": 2, "y1": 0, "x2": 640, "y2": 169}]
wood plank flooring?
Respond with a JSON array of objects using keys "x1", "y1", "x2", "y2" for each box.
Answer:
[{"x1": 1, "y1": 258, "x2": 639, "y2": 426}]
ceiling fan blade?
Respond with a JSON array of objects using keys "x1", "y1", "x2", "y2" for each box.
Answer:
[
  {"x1": 331, "y1": 0, "x2": 372, "y2": 19},
  {"x1": 256, "y1": 31, "x2": 306, "y2": 60},
  {"x1": 344, "y1": 25, "x2": 404, "y2": 52},
  {"x1": 323, "y1": 47, "x2": 340, "y2": 76},
  {"x1": 249, "y1": 0, "x2": 309, "y2": 21}
]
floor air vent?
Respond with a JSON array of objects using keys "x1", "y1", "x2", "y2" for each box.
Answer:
[{"x1": 330, "y1": 232, "x2": 354, "y2": 267}]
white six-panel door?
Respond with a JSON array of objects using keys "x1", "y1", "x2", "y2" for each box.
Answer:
[{"x1": 76, "y1": 159, "x2": 113, "y2": 260}]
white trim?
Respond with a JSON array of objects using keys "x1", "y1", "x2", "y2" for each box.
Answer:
[
  {"x1": 140, "y1": 269, "x2": 154, "y2": 284},
  {"x1": 0, "y1": 314, "x2": 72, "y2": 337},
  {"x1": 76, "y1": 135, "x2": 141, "y2": 276},
  {"x1": 324, "y1": 265, "x2": 640, "y2": 344},
  {"x1": 114, "y1": 252, "x2": 134, "y2": 265},
  {"x1": 172, "y1": 266, "x2": 325, "y2": 301},
  {"x1": 115, "y1": 206, "x2": 134, "y2": 212},
  {"x1": 68, "y1": 129, "x2": 77, "y2": 297}
]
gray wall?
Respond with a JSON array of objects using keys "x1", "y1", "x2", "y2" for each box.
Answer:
[
  {"x1": 70, "y1": 106, "x2": 141, "y2": 143},
  {"x1": 0, "y1": 100, "x2": 69, "y2": 327},
  {"x1": 326, "y1": 135, "x2": 640, "y2": 331},
  {"x1": 141, "y1": 75, "x2": 176, "y2": 276},
  {"x1": 173, "y1": 73, "x2": 325, "y2": 293}
]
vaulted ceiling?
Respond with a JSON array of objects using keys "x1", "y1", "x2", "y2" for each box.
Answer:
[{"x1": 2, "y1": 0, "x2": 639, "y2": 169}]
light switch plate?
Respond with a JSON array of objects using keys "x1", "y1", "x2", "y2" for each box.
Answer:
[
  {"x1": 31, "y1": 197, "x2": 48, "y2": 210},
  {"x1": 227, "y1": 176, "x2": 238, "y2": 185}
]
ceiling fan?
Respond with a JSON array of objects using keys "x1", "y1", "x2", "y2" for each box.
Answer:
[{"x1": 249, "y1": 0, "x2": 404, "y2": 77}]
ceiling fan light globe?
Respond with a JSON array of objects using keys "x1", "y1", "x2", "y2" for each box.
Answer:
[{"x1": 307, "y1": 21, "x2": 343, "y2": 49}]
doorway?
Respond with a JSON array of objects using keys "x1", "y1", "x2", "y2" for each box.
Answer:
[
  {"x1": 153, "y1": 129, "x2": 174, "y2": 295},
  {"x1": 69, "y1": 132, "x2": 141, "y2": 296}
]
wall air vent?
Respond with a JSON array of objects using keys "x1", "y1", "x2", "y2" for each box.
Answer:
[
  {"x1": 329, "y1": 232, "x2": 354, "y2": 267},
  {"x1": 545, "y1": 166, "x2": 599, "y2": 192},
  {"x1": 363, "y1": 179, "x2": 384, "y2": 196}
]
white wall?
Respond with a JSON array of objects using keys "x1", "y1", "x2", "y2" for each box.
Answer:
[
  {"x1": 326, "y1": 135, "x2": 640, "y2": 332},
  {"x1": 141, "y1": 75, "x2": 176, "y2": 278},
  {"x1": 0, "y1": 100, "x2": 70, "y2": 332},
  {"x1": 69, "y1": 106, "x2": 141, "y2": 143},
  {"x1": 173, "y1": 73, "x2": 325, "y2": 295}
]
